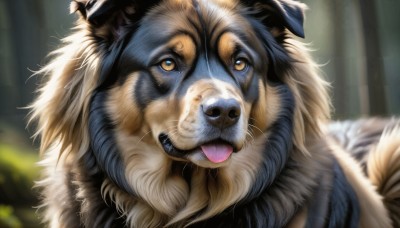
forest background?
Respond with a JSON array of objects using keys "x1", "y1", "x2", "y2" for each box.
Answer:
[{"x1": 0, "y1": 1, "x2": 399, "y2": 227}]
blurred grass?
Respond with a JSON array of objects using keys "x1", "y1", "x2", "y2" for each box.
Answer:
[
  {"x1": 0, "y1": 143, "x2": 42, "y2": 228},
  {"x1": 0, "y1": 144, "x2": 39, "y2": 181},
  {"x1": 0, "y1": 205, "x2": 22, "y2": 228}
]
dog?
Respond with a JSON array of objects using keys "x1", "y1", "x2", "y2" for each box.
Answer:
[{"x1": 30, "y1": 0, "x2": 400, "y2": 227}]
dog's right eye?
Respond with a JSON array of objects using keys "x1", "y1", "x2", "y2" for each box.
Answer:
[
  {"x1": 160, "y1": 59, "x2": 177, "y2": 72},
  {"x1": 233, "y1": 58, "x2": 248, "y2": 71}
]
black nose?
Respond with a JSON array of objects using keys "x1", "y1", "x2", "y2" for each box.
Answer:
[{"x1": 202, "y1": 98, "x2": 241, "y2": 128}]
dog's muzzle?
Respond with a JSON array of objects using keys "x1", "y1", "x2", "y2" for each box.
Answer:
[{"x1": 158, "y1": 94, "x2": 244, "y2": 167}]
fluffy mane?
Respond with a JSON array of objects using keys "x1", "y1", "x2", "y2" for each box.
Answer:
[{"x1": 31, "y1": 1, "x2": 397, "y2": 227}]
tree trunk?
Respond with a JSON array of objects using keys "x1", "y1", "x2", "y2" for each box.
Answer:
[
  {"x1": 330, "y1": 0, "x2": 347, "y2": 119},
  {"x1": 356, "y1": 0, "x2": 387, "y2": 116}
]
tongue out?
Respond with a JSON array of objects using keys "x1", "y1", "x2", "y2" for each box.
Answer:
[{"x1": 200, "y1": 144, "x2": 233, "y2": 163}]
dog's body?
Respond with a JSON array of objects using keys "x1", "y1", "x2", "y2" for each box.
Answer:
[{"x1": 31, "y1": 0, "x2": 400, "y2": 227}]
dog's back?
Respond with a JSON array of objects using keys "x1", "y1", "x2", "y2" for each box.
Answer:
[{"x1": 329, "y1": 118, "x2": 400, "y2": 227}]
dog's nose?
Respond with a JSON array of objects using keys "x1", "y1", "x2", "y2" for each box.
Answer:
[{"x1": 202, "y1": 98, "x2": 241, "y2": 128}]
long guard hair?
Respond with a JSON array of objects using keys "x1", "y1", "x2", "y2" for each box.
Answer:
[{"x1": 30, "y1": 0, "x2": 400, "y2": 227}]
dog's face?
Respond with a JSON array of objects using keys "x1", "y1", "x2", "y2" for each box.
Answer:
[
  {"x1": 86, "y1": 0, "x2": 304, "y2": 169},
  {"x1": 107, "y1": 2, "x2": 271, "y2": 168}
]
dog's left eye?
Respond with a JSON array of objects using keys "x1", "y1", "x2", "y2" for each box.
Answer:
[
  {"x1": 233, "y1": 58, "x2": 248, "y2": 71},
  {"x1": 160, "y1": 59, "x2": 177, "y2": 72}
]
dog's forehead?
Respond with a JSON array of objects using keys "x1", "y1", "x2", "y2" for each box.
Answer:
[
  {"x1": 140, "y1": 0, "x2": 244, "y2": 38},
  {"x1": 118, "y1": 0, "x2": 268, "y2": 86},
  {"x1": 130, "y1": 0, "x2": 260, "y2": 59}
]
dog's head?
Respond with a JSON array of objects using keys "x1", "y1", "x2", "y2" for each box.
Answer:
[
  {"x1": 101, "y1": 1, "x2": 277, "y2": 169},
  {"x1": 33, "y1": 0, "x2": 330, "y2": 225},
  {"x1": 73, "y1": 0, "x2": 314, "y2": 166}
]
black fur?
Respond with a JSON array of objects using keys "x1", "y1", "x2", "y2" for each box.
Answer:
[
  {"x1": 89, "y1": 90, "x2": 134, "y2": 195},
  {"x1": 134, "y1": 72, "x2": 165, "y2": 109},
  {"x1": 245, "y1": 83, "x2": 295, "y2": 200},
  {"x1": 326, "y1": 161, "x2": 360, "y2": 228},
  {"x1": 244, "y1": 14, "x2": 293, "y2": 82},
  {"x1": 304, "y1": 172, "x2": 332, "y2": 227},
  {"x1": 77, "y1": 152, "x2": 127, "y2": 227},
  {"x1": 304, "y1": 159, "x2": 361, "y2": 228},
  {"x1": 98, "y1": 36, "x2": 133, "y2": 90},
  {"x1": 241, "y1": 0, "x2": 305, "y2": 38}
]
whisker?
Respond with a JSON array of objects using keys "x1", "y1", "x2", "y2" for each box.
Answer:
[{"x1": 136, "y1": 130, "x2": 153, "y2": 144}]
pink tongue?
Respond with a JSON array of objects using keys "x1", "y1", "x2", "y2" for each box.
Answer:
[{"x1": 200, "y1": 144, "x2": 233, "y2": 163}]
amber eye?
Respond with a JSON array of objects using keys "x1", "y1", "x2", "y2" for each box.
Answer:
[
  {"x1": 233, "y1": 58, "x2": 247, "y2": 71},
  {"x1": 160, "y1": 59, "x2": 176, "y2": 71}
]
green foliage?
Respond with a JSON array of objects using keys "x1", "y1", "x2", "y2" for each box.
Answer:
[
  {"x1": 0, "y1": 205, "x2": 22, "y2": 228},
  {"x1": 0, "y1": 143, "x2": 39, "y2": 203},
  {"x1": 0, "y1": 143, "x2": 41, "y2": 227},
  {"x1": 0, "y1": 144, "x2": 38, "y2": 179}
]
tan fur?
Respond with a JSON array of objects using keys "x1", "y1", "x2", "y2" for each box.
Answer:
[
  {"x1": 286, "y1": 207, "x2": 308, "y2": 228},
  {"x1": 250, "y1": 82, "x2": 282, "y2": 134},
  {"x1": 169, "y1": 35, "x2": 197, "y2": 64},
  {"x1": 107, "y1": 74, "x2": 143, "y2": 134},
  {"x1": 368, "y1": 123, "x2": 400, "y2": 227},
  {"x1": 36, "y1": 145, "x2": 74, "y2": 228},
  {"x1": 29, "y1": 27, "x2": 100, "y2": 158},
  {"x1": 283, "y1": 38, "x2": 331, "y2": 155},
  {"x1": 218, "y1": 33, "x2": 237, "y2": 61},
  {"x1": 117, "y1": 132, "x2": 188, "y2": 225}
]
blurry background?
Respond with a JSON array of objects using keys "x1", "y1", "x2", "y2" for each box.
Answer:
[{"x1": 0, "y1": 0, "x2": 399, "y2": 227}]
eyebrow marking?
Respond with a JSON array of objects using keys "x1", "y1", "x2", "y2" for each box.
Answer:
[{"x1": 169, "y1": 35, "x2": 196, "y2": 64}]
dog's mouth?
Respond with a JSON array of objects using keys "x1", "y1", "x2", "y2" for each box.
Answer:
[{"x1": 158, "y1": 133, "x2": 237, "y2": 164}]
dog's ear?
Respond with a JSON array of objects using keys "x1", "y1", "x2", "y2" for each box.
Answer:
[
  {"x1": 242, "y1": 0, "x2": 306, "y2": 38},
  {"x1": 70, "y1": 0, "x2": 121, "y2": 26},
  {"x1": 70, "y1": 0, "x2": 160, "y2": 39}
]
